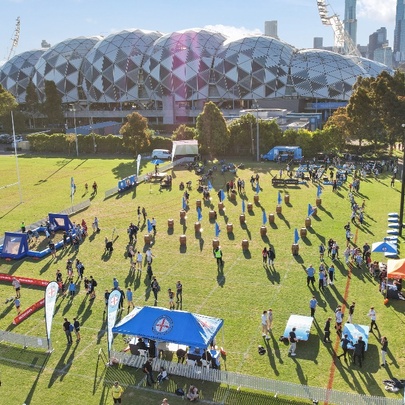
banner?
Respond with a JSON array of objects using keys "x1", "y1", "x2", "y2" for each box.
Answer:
[
  {"x1": 197, "y1": 207, "x2": 202, "y2": 221},
  {"x1": 45, "y1": 281, "x2": 59, "y2": 349},
  {"x1": 207, "y1": 180, "x2": 213, "y2": 191},
  {"x1": 308, "y1": 203, "x2": 315, "y2": 217},
  {"x1": 256, "y1": 182, "x2": 260, "y2": 194},
  {"x1": 241, "y1": 199, "x2": 246, "y2": 213},
  {"x1": 70, "y1": 177, "x2": 75, "y2": 197},
  {"x1": 277, "y1": 191, "x2": 282, "y2": 205},
  {"x1": 215, "y1": 222, "x2": 221, "y2": 237},
  {"x1": 147, "y1": 219, "x2": 153, "y2": 233},
  {"x1": 317, "y1": 185, "x2": 322, "y2": 198},
  {"x1": 294, "y1": 228, "x2": 300, "y2": 244},
  {"x1": 182, "y1": 197, "x2": 187, "y2": 210},
  {"x1": 262, "y1": 210, "x2": 267, "y2": 225},
  {"x1": 136, "y1": 154, "x2": 141, "y2": 177},
  {"x1": 220, "y1": 189, "x2": 226, "y2": 202},
  {"x1": 13, "y1": 298, "x2": 44, "y2": 325},
  {"x1": 107, "y1": 290, "x2": 121, "y2": 359}
]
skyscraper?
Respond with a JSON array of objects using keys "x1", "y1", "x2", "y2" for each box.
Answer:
[
  {"x1": 368, "y1": 27, "x2": 387, "y2": 60},
  {"x1": 264, "y1": 21, "x2": 278, "y2": 39},
  {"x1": 313, "y1": 37, "x2": 323, "y2": 49},
  {"x1": 344, "y1": 0, "x2": 357, "y2": 47},
  {"x1": 394, "y1": 0, "x2": 405, "y2": 64}
]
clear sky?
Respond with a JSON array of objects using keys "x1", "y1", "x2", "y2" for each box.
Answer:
[{"x1": 0, "y1": 0, "x2": 397, "y2": 61}]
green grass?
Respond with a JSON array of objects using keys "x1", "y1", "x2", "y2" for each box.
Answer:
[{"x1": 0, "y1": 154, "x2": 404, "y2": 405}]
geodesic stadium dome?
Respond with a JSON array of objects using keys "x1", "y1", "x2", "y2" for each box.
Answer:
[
  {"x1": 211, "y1": 35, "x2": 295, "y2": 100},
  {"x1": 82, "y1": 29, "x2": 162, "y2": 103},
  {"x1": 358, "y1": 57, "x2": 393, "y2": 77},
  {"x1": 0, "y1": 50, "x2": 45, "y2": 103},
  {"x1": 32, "y1": 36, "x2": 101, "y2": 103},
  {"x1": 289, "y1": 49, "x2": 367, "y2": 100},
  {"x1": 143, "y1": 28, "x2": 226, "y2": 100}
]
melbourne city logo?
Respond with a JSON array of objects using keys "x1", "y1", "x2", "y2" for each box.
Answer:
[{"x1": 153, "y1": 315, "x2": 174, "y2": 335}]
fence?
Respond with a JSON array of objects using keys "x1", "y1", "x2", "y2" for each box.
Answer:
[
  {"x1": 104, "y1": 156, "x2": 194, "y2": 199},
  {"x1": 0, "y1": 330, "x2": 48, "y2": 351},
  {"x1": 110, "y1": 350, "x2": 403, "y2": 405}
]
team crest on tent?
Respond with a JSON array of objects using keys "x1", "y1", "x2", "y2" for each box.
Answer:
[{"x1": 153, "y1": 315, "x2": 174, "y2": 335}]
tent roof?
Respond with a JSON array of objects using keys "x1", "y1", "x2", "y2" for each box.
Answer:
[
  {"x1": 112, "y1": 306, "x2": 223, "y2": 348},
  {"x1": 387, "y1": 259, "x2": 405, "y2": 279}
]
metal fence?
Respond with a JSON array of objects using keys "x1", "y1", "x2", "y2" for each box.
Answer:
[
  {"x1": 110, "y1": 351, "x2": 403, "y2": 405},
  {"x1": 104, "y1": 156, "x2": 194, "y2": 199},
  {"x1": 0, "y1": 330, "x2": 48, "y2": 351}
]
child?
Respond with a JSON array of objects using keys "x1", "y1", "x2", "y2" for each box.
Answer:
[
  {"x1": 157, "y1": 366, "x2": 168, "y2": 384},
  {"x1": 168, "y1": 289, "x2": 175, "y2": 310}
]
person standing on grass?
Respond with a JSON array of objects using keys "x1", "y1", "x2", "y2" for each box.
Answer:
[
  {"x1": 319, "y1": 243, "x2": 325, "y2": 261},
  {"x1": 11, "y1": 277, "x2": 21, "y2": 299},
  {"x1": 151, "y1": 277, "x2": 160, "y2": 302},
  {"x1": 353, "y1": 336, "x2": 365, "y2": 368},
  {"x1": 112, "y1": 381, "x2": 124, "y2": 404},
  {"x1": 136, "y1": 251, "x2": 143, "y2": 273},
  {"x1": 306, "y1": 265, "x2": 316, "y2": 288},
  {"x1": 151, "y1": 217, "x2": 157, "y2": 234},
  {"x1": 309, "y1": 296, "x2": 317, "y2": 318},
  {"x1": 323, "y1": 317, "x2": 332, "y2": 343},
  {"x1": 337, "y1": 334, "x2": 352, "y2": 361},
  {"x1": 126, "y1": 288, "x2": 134, "y2": 312},
  {"x1": 214, "y1": 246, "x2": 223, "y2": 267},
  {"x1": 176, "y1": 280, "x2": 183, "y2": 303},
  {"x1": 142, "y1": 207, "x2": 147, "y2": 222},
  {"x1": 288, "y1": 327, "x2": 298, "y2": 356},
  {"x1": 68, "y1": 280, "x2": 76, "y2": 298},
  {"x1": 268, "y1": 247, "x2": 275, "y2": 266},
  {"x1": 267, "y1": 308, "x2": 273, "y2": 333},
  {"x1": 63, "y1": 318, "x2": 73, "y2": 344},
  {"x1": 380, "y1": 336, "x2": 388, "y2": 367},
  {"x1": 168, "y1": 288, "x2": 175, "y2": 309},
  {"x1": 14, "y1": 297, "x2": 21, "y2": 315},
  {"x1": 328, "y1": 264, "x2": 335, "y2": 285},
  {"x1": 335, "y1": 306, "x2": 343, "y2": 335},
  {"x1": 73, "y1": 317, "x2": 81, "y2": 342},
  {"x1": 262, "y1": 247, "x2": 268, "y2": 265},
  {"x1": 261, "y1": 310, "x2": 269, "y2": 339},
  {"x1": 368, "y1": 306, "x2": 378, "y2": 331},
  {"x1": 318, "y1": 265, "x2": 325, "y2": 291},
  {"x1": 348, "y1": 302, "x2": 355, "y2": 323}
]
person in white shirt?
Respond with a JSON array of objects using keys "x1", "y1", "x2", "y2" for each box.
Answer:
[
  {"x1": 261, "y1": 310, "x2": 269, "y2": 339},
  {"x1": 368, "y1": 306, "x2": 378, "y2": 331},
  {"x1": 136, "y1": 251, "x2": 143, "y2": 272}
]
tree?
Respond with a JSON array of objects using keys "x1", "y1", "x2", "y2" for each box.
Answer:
[
  {"x1": 120, "y1": 112, "x2": 151, "y2": 155},
  {"x1": 0, "y1": 84, "x2": 17, "y2": 117},
  {"x1": 43, "y1": 80, "x2": 64, "y2": 124},
  {"x1": 172, "y1": 124, "x2": 197, "y2": 141},
  {"x1": 228, "y1": 114, "x2": 256, "y2": 155},
  {"x1": 323, "y1": 107, "x2": 353, "y2": 151},
  {"x1": 25, "y1": 80, "x2": 39, "y2": 128},
  {"x1": 258, "y1": 119, "x2": 283, "y2": 154},
  {"x1": 196, "y1": 101, "x2": 230, "y2": 156}
]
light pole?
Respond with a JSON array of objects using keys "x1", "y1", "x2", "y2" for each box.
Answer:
[
  {"x1": 399, "y1": 124, "x2": 405, "y2": 236},
  {"x1": 253, "y1": 100, "x2": 260, "y2": 162},
  {"x1": 69, "y1": 104, "x2": 79, "y2": 157}
]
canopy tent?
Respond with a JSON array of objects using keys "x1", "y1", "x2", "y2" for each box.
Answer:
[
  {"x1": 112, "y1": 306, "x2": 223, "y2": 348},
  {"x1": 0, "y1": 232, "x2": 29, "y2": 259},
  {"x1": 371, "y1": 241, "x2": 397, "y2": 254},
  {"x1": 387, "y1": 259, "x2": 405, "y2": 279},
  {"x1": 172, "y1": 140, "x2": 198, "y2": 160}
]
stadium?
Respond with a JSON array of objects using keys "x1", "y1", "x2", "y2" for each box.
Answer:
[{"x1": 0, "y1": 27, "x2": 389, "y2": 125}]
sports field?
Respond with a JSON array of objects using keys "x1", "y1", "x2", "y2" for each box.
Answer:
[{"x1": 0, "y1": 154, "x2": 403, "y2": 405}]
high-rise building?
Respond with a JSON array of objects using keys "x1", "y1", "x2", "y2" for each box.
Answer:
[
  {"x1": 374, "y1": 46, "x2": 393, "y2": 68},
  {"x1": 368, "y1": 27, "x2": 387, "y2": 60},
  {"x1": 264, "y1": 21, "x2": 278, "y2": 39},
  {"x1": 344, "y1": 0, "x2": 357, "y2": 47},
  {"x1": 313, "y1": 37, "x2": 323, "y2": 49},
  {"x1": 394, "y1": 0, "x2": 405, "y2": 64}
]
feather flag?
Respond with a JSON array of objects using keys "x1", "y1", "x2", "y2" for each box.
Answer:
[
  {"x1": 215, "y1": 222, "x2": 221, "y2": 237},
  {"x1": 242, "y1": 199, "x2": 246, "y2": 213},
  {"x1": 220, "y1": 189, "x2": 226, "y2": 202},
  {"x1": 308, "y1": 203, "x2": 315, "y2": 217},
  {"x1": 136, "y1": 154, "x2": 141, "y2": 177},
  {"x1": 70, "y1": 177, "x2": 75, "y2": 197},
  {"x1": 262, "y1": 210, "x2": 267, "y2": 225},
  {"x1": 207, "y1": 180, "x2": 213, "y2": 191},
  {"x1": 317, "y1": 185, "x2": 322, "y2": 198},
  {"x1": 197, "y1": 206, "x2": 202, "y2": 221},
  {"x1": 147, "y1": 219, "x2": 153, "y2": 233},
  {"x1": 182, "y1": 197, "x2": 187, "y2": 210},
  {"x1": 294, "y1": 228, "x2": 300, "y2": 244},
  {"x1": 277, "y1": 191, "x2": 282, "y2": 205},
  {"x1": 256, "y1": 182, "x2": 260, "y2": 194}
]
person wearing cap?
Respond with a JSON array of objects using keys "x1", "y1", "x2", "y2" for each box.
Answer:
[{"x1": 111, "y1": 381, "x2": 124, "y2": 403}]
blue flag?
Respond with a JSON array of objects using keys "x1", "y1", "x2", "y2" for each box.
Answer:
[
  {"x1": 147, "y1": 219, "x2": 153, "y2": 233},
  {"x1": 197, "y1": 206, "x2": 202, "y2": 221},
  {"x1": 242, "y1": 199, "x2": 246, "y2": 213},
  {"x1": 207, "y1": 180, "x2": 213, "y2": 191},
  {"x1": 215, "y1": 222, "x2": 220, "y2": 237},
  {"x1": 308, "y1": 203, "x2": 314, "y2": 217},
  {"x1": 220, "y1": 189, "x2": 226, "y2": 202},
  {"x1": 182, "y1": 197, "x2": 187, "y2": 210},
  {"x1": 70, "y1": 177, "x2": 75, "y2": 197},
  {"x1": 256, "y1": 182, "x2": 260, "y2": 194},
  {"x1": 294, "y1": 228, "x2": 300, "y2": 244},
  {"x1": 277, "y1": 191, "x2": 282, "y2": 205},
  {"x1": 317, "y1": 185, "x2": 322, "y2": 198},
  {"x1": 262, "y1": 210, "x2": 267, "y2": 225}
]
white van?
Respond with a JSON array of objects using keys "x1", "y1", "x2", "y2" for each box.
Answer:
[{"x1": 151, "y1": 149, "x2": 171, "y2": 160}]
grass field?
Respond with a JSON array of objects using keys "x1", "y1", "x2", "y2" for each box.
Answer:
[{"x1": 0, "y1": 154, "x2": 404, "y2": 405}]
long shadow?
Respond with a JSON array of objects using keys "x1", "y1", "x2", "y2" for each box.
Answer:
[
  {"x1": 23, "y1": 351, "x2": 51, "y2": 404},
  {"x1": 35, "y1": 158, "x2": 73, "y2": 185},
  {"x1": 263, "y1": 337, "x2": 280, "y2": 375},
  {"x1": 48, "y1": 345, "x2": 72, "y2": 387},
  {"x1": 216, "y1": 264, "x2": 225, "y2": 287},
  {"x1": 277, "y1": 213, "x2": 290, "y2": 229},
  {"x1": 0, "y1": 202, "x2": 23, "y2": 219}
]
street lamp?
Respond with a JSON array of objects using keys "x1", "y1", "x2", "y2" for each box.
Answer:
[
  {"x1": 69, "y1": 104, "x2": 79, "y2": 157},
  {"x1": 253, "y1": 100, "x2": 260, "y2": 162},
  {"x1": 399, "y1": 124, "x2": 405, "y2": 236}
]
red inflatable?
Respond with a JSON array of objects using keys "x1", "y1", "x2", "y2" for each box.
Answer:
[
  {"x1": 0, "y1": 273, "x2": 49, "y2": 287},
  {"x1": 13, "y1": 298, "x2": 45, "y2": 325}
]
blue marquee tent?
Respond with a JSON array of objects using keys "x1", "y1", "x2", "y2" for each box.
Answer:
[{"x1": 112, "y1": 306, "x2": 224, "y2": 348}]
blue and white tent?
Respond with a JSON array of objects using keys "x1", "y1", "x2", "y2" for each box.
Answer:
[{"x1": 112, "y1": 306, "x2": 223, "y2": 348}]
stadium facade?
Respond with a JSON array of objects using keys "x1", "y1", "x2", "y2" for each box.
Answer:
[{"x1": 0, "y1": 28, "x2": 390, "y2": 125}]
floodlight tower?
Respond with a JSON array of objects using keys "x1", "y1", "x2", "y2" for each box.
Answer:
[
  {"x1": 316, "y1": 0, "x2": 361, "y2": 58},
  {"x1": 7, "y1": 17, "x2": 20, "y2": 60}
]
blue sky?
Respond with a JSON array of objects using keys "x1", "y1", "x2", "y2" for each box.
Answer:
[{"x1": 0, "y1": 0, "x2": 396, "y2": 61}]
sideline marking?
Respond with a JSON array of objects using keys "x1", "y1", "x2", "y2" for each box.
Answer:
[{"x1": 325, "y1": 264, "x2": 353, "y2": 404}]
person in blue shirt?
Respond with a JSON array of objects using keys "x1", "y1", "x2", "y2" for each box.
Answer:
[
  {"x1": 113, "y1": 278, "x2": 119, "y2": 290},
  {"x1": 68, "y1": 281, "x2": 76, "y2": 298},
  {"x1": 306, "y1": 265, "x2": 315, "y2": 288},
  {"x1": 309, "y1": 296, "x2": 317, "y2": 317},
  {"x1": 126, "y1": 287, "x2": 134, "y2": 311},
  {"x1": 328, "y1": 265, "x2": 335, "y2": 285}
]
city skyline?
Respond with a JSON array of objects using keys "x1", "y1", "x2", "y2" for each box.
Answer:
[{"x1": 0, "y1": 0, "x2": 397, "y2": 63}]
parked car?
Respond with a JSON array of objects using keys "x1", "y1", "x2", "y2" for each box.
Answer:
[{"x1": 0, "y1": 134, "x2": 12, "y2": 144}]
